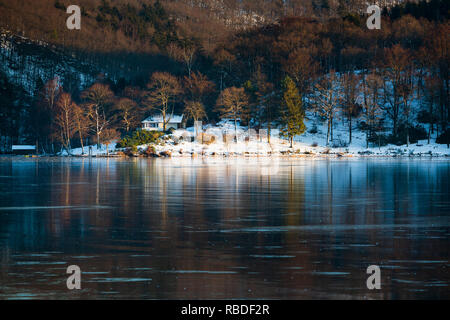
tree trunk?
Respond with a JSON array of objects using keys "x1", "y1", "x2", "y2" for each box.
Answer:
[
  {"x1": 234, "y1": 118, "x2": 238, "y2": 144},
  {"x1": 79, "y1": 130, "x2": 84, "y2": 155},
  {"x1": 330, "y1": 117, "x2": 333, "y2": 143},
  {"x1": 406, "y1": 113, "x2": 410, "y2": 147},
  {"x1": 96, "y1": 110, "x2": 100, "y2": 149},
  {"x1": 428, "y1": 123, "x2": 431, "y2": 145},
  {"x1": 162, "y1": 107, "x2": 167, "y2": 132},
  {"x1": 406, "y1": 127, "x2": 409, "y2": 147},
  {"x1": 366, "y1": 131, "x2": 369, "y2": 149},
  {"x1": 326, "y1": 120, "x2": 330, "y2": 146},
  {"x1": 349, "y1": 117, "x2": 352, "y2": 145}
]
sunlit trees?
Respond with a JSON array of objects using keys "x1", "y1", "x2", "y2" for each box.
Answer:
[
  {"x1": 183, "y1": 71, "x2": 215, "y2": 103},
  {"x1": 283, "y1": 47, "x2": 318, "y2": 102},
  {"x1": 183, "y1": 101, "x2": 207, "y2": 124},
  {"x1": 279, "y1": 76, "x2": 306, "y2": 148},
  {"x1": 114, "y1": 98, "x2": 140, "y2": 133},
  {"x1": 216, "y1": 87, "x2": 249, "y2": 142},
  {"x1": 2, "y1": 0, "x2": 449, "y2": 154},
  {"x1": 145, "y1": 72, "x2": 182, "y2": 132},
  {"x1": 81, "y1": 83, "x2": 115, "y2": 149},
  {"x1": 72, "y1": 103, "x2": 89, "y2": 155},
  {"x1": 169, "y1": 41, "x2": 197, "y2": 78},
  {"x1": 213, "y1": 48, "x2": 237, "y2": 92},
  {"x1": 54, "y1": 92, "x2": 76, "y2": 154}
]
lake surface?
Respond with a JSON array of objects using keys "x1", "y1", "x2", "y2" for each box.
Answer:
[{"x1": 0, "y1": 157, "x2": 449, "y2": 299}]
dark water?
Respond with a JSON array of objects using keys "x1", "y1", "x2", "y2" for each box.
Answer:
[{"x1": 0, "y1": 157, "x2": 449, "y2": 300}]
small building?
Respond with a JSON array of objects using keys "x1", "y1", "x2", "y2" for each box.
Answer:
[
  {"x1": 142, "y1": 115, "x2": 184, "y2": 131},
  {"x1": 12, "y1": 145, "x2": 36, "y2": 155}
]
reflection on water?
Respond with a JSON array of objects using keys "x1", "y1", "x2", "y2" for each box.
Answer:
[{"x1": 0, "y1": 157, "x2": 449, "y2": 299}]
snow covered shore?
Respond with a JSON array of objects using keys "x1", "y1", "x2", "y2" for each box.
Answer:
[
  {"x1": 147, "y1": 121, "x2": 450, "y2": 158},
  {"x1": 60, "y1": 121, "x2": 450, "y2": 158}
]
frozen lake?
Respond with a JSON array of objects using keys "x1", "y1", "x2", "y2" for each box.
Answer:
[{"x1": 0, "y1": 157, "x2": 449, "y2": 299}]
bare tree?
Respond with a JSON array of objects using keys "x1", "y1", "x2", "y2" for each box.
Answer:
[
  {"x1": 283, "y1": 47, "x2": 318, "y2": 102},
  {"x1": 168, "y1": 41, "x2": 197, "y2": 78},
  {"x1": 398, "y1": 63, "x2": 416, "y2": 146},
  {"x1": 340, "y1": 72, "x2": 361, "y2": 145},
  {"x1": 313, "y1": 71, "x2": 340, "y2": 146},
  {"x1": 184, "y1": 100, "x2": 207, "y2": 124},
  {"x1": 421, "y1": 75, "x2": 440, "y2": 143},
  {"x1": 362, "y1": 72, "x2": 384, "y2": 148},
  {"x1": 72, "y1": 103, "x2": 89, "y2": 155},
  {"x1": 382, "y1": 45, "x2": 411, "y2": 137},
  {"x1": 81, "y1": 83, "x2": 115, "y2": 149},
  {"x1": 114, "y1": 98, "x2": 140, "y2": 133},
  {"x1": 183, "y1": 71, "x2": 215, "y2": 103},
  {"x1": 54, "y1": 92, "x2": 76, "y2": 154},
  {"x1": 145, "y1": 72, "x2": 182, "y2": 132},
  {"x1": 40, "y1": 77, "x2": 61, "y2": 153},
  {"x1": 216, "y1": 87, "x2": 249, "y2": 142}
]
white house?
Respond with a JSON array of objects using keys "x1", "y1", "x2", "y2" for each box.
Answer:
[{"x1": 142, "y1": 114, "x2": 184, "y2": 131}]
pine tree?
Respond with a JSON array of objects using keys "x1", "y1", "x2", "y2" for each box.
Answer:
[{"x1": 280, "y1": 76, "x2": 306, "y2": 148}]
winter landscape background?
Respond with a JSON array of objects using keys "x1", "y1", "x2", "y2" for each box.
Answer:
[{"x1": 0, "y1": 0, "x2": 448, "y2": 156}]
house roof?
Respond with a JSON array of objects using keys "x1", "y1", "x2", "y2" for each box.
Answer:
[{"x1": 142, "y1": 114, "x2": 184, "y2": 124}]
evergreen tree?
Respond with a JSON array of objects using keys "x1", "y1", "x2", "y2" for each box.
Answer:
[{"x1": 280, "y1": 76, "x2": 306, "y2": 148}]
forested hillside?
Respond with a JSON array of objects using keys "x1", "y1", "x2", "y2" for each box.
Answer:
[{"x1": 0, "y1": 0, "x2": 448, "y2": 153}]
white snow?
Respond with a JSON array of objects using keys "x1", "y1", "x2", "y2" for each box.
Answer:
[
  {"x1": 59, "y1": 142, "x2": 118, "y2": 156},
  {"x1": 53, "y1": 110, "x2": 450, "y2": 158},
  {"x1": 135, "y1": 118, "x2": 450, "y2": 158}
]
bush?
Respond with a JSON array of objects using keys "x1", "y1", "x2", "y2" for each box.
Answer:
[
  {"x1": 143, "y1": 145, "x2": 157, "y2": 156},
  {"x1": 117, "y1": 130, "x2": 164, "y2": 148},
  {"x1": 368, "y1": 133, "x2": 390, "y2": 147},
  {"x1": 389, "y1": 124, "x2": 427, "y2": 145}
]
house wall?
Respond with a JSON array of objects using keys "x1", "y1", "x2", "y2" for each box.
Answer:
[{"x1": 143, "y1": 123, "x2": 180, "y2": 131}]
